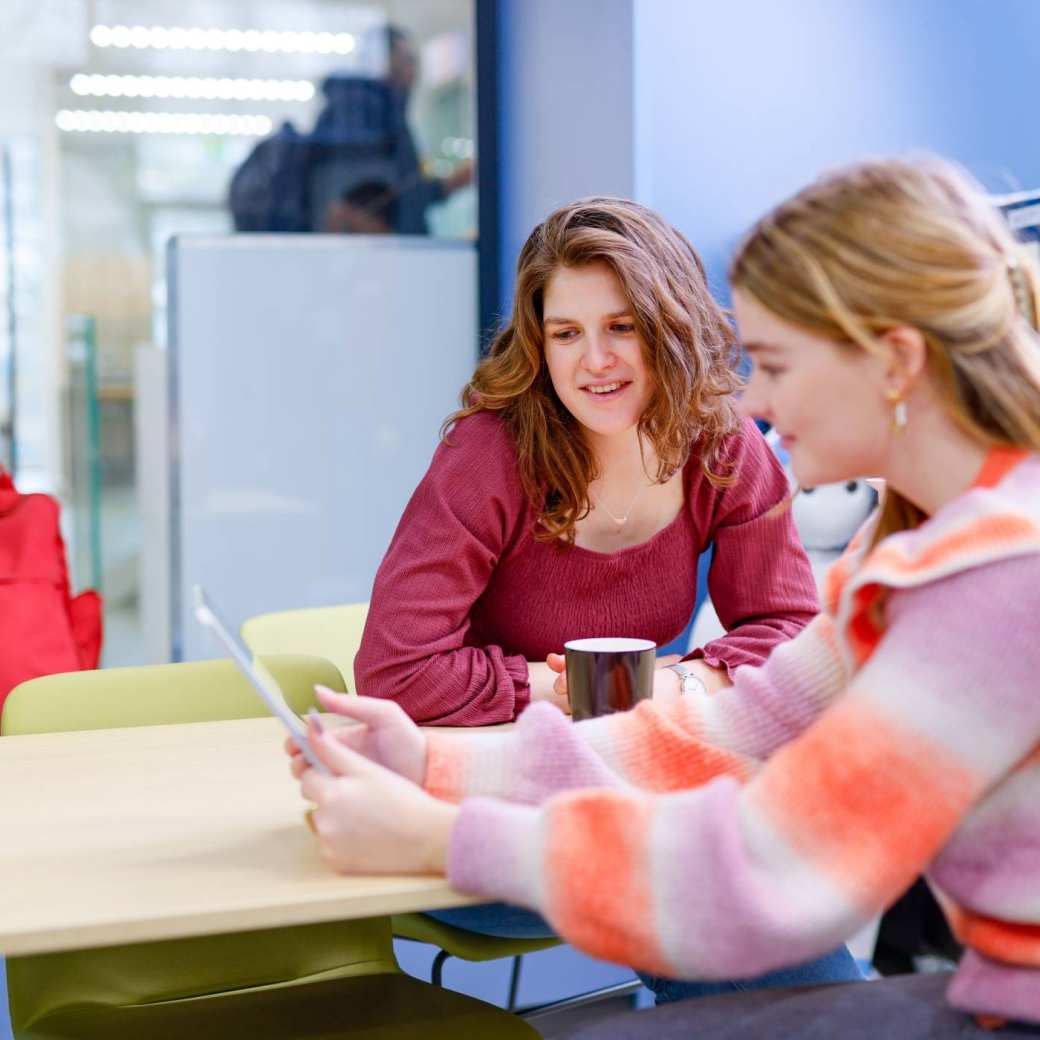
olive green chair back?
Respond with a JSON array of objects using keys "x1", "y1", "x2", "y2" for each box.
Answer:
[
  {"x1": 0, "y1": 653, "x2": 335, "y2": 735},
  {"x1": 2, "y1": 657, "x2": 538, "y2": 1039},
  {"x1": 241, "y1": 604, "x2": 370, "y2": 693}
]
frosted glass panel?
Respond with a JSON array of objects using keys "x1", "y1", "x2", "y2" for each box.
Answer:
[{"x1": 167, "y1": 234, "x2": 476, "y2": 661}]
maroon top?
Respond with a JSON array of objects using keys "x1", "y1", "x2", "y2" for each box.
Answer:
[{"x1": 355, "y1": 411, "x2": 819, "y2": 725}]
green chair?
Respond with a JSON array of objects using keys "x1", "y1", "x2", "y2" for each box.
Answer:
[
  {"x1": 240, "y1": 608, "x2": 569, "y2": 1010},
  {"x1": 395, "y1": 909, "x2": 564, "y2": 1011},
  {"x1": 0, "y1": 653, "x2": 336, "y2": 734},
  {"x1": 1, "y1": 657, "x2": 539, "y2": 1040},
  {"x1": 241, "y1": 604, "x2": 370, "y2": 694}
]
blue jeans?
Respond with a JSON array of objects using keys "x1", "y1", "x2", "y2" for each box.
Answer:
[
  {"x1": 425, "y1": 904, "x2": 865, "y2": 1002},
  {"x1": 639, "y1": 944, "x2": 864, "y2": 1005},
  {"x1": 425, "y1": 903, "x2": 560, "y2": 939}
]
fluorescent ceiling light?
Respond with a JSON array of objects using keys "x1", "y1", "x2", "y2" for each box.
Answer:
[
  {"x1": 69, "y1": 73, "x2": 314, "y2": 102},
  {"x1": 90, "y1": 24, "x2": 356, "y2": 55},
  {"x1": 56, "y1": 108, "x2": 272, "y2": 136}
]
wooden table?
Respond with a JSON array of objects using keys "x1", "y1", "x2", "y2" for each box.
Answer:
[{"x1": 0, "y1": 716, "x2": 482, "y2": 957}]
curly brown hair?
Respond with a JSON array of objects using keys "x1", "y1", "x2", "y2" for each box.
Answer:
[{"x1": 445, "y1": 197, "x2": 742, "y2": 543}]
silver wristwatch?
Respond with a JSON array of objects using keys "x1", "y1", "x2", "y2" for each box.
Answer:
[{"x1": 666, "y1": 662, "x2": 709, "y2": 697}]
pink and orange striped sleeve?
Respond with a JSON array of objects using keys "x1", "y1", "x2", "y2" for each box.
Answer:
[
  {"x1": 444, "y1": 557, "x2": 1040, "y2": 980},
  {"x1": 425, "y1": 612, "x2": 848, "y2": 806}
]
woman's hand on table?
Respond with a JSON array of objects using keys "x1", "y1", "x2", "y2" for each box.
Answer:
[
  {"x1": 527, "y1": 659, "x2": 571, "y2": 714},
  {"x1": 547, "y1": 651, "x2": 686, "y2": 703},
  {"x1": 299, "y1": 718, "x2": 458, "y2": 875},
  {"x1": 286, "y1": 686, "x2": 427, "y2": 786},
  {"x1": 546, "y1": 653, "x2": 568, "y2": 703}
]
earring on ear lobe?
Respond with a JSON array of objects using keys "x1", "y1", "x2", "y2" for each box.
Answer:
[
  {"x1": 885, "y1": 388, "x2": 908, "y2": 432},
  {"x1": 894, "y1": 399, "x2": 908, "y2": 430}
]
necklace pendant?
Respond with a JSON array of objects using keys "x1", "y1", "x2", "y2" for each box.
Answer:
[{"x1": 590, "y1": 484, "x2": 646, "y2": 529}]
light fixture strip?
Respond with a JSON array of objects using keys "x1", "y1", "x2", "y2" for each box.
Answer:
[
  {"x1": 70, "y1": 73, "x2": 315, "y2": 102},
  {"x1": 56, "y1": 108, "x2": 273, "y2": 137},
  {"x1": 90, "y1": 24, "x2": 357, "y2": 55}
]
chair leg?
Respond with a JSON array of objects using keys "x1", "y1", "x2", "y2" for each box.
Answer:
[
  {"x1": 507, "y1": 954, "x2": 523, "y2": 1011},
  {"x1": 431, "y1": 949, "x2": 451, "y2": 987},
  {"x1": 519, "y1": 977, "x2": 645, "y2": 1020}
]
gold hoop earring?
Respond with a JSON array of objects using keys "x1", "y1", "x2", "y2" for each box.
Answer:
[{"x1": 885, "y1": 388, "x2": 908, "y2": 432}]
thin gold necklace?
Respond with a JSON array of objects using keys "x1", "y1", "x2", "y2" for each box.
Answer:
[{"x1": 590, "y1": 483, "x2": 650, "y2": 527}]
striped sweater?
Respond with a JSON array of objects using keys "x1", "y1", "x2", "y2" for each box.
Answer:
[{"x1": 424, "y1": 446, "x2": 1040, "y2": 1023}]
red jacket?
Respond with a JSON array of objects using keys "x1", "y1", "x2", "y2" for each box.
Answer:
[{"x1": 0, "y1": 469, "x2": 102, "y2": 714}]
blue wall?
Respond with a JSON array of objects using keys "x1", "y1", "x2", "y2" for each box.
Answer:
[
  {"x1": 634, "y1": 0, "x2": 1040, "y2": 299},
  {"x1": 496, "y1": 0, "x2": 1040, "y2": 316},
  {"x1": 496, "y1": 0, "x2": 635, "y2": 317},
  {"x1": 633, "y1": 0, "x2": 1040, "y2": 652}
]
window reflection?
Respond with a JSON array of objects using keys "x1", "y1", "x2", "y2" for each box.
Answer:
[
  {"x1": 231, "y1": 25, "x2": 473, "y2": 236},
  {"x1": 28, "y1": 0, "x2": 477, "y2": 664}
]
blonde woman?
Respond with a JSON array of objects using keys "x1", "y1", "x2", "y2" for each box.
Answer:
[{"x1": 295, "y1": 157, "x2": 1040, "y2": 1035}]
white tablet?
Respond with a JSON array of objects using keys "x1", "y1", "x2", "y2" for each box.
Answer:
[{"x1": 192, "y1": 585, "x2": 331, "y2": 775}]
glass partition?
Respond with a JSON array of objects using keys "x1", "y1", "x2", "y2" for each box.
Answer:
[
  {"x1": 0, "y1": 137, "x2": 45, "y2": 483},
  {"x1": 0, "y1": 145, "x2": 13, "y2": 472},
  {"x1": 52, "y1": 0, "x2": 478, "y2": 664},
  {"x1": 64, "y1": 314, "x2": 103, "y2": 593}
]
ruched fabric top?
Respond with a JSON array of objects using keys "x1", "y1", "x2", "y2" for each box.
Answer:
[{"x1": 354, "y1": 411, "x2": 818, "y2": 725}]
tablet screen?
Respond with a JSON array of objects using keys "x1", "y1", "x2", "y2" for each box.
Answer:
[{"x1": 192, "y1": 585, "x2": 329, "y2": 774}]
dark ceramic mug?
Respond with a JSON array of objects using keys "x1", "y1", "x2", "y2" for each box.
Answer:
[{"x1": 563, "y1": 637, "x2": 656, "y2": 721}]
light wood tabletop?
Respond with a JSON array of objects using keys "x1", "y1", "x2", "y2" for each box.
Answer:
[{"x1": 0, "y1": 715, "x2": 484, "y2": 957}]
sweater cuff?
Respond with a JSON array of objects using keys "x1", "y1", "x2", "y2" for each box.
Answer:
[
  {"x1": 424, "y1": 732, "x2": 470, "y2": 802},
  {"x1": 503, "y1": 653, "x2": 532, "y2": 717},
  {"x1": 424, "y1": 727, "x2": 524, "y2": 803},
  {"x1": 447, "y1": 797, "x2": 544, "y2": 910},
  {"x1": 683, "y1": 645, "x2": 735, "y2": 677}
]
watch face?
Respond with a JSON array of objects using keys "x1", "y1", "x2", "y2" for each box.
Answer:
[{"x1": 680, "y1": 672, "x2": 706, "y2": 696}]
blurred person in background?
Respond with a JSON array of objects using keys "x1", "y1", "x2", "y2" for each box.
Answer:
[
  {"x1": 230, "y1": 25, "x2": 471, "y2": 235},
  {"x1": 376, "y1": 24, "x2": 473, "y2": 234}
]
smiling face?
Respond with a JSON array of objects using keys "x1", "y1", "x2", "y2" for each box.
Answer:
[
  {"x1": 542, "y1": 262, "x2": 654, "y2": 444},
  {"x1": 734, "y1": 289, "x2": 893, "y2": 488}
]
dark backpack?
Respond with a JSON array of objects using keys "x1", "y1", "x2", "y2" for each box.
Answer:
[
  {"x1": 229, "y1": 78, "x2": 406, "y2": 234},
  {"x1": 228, "y1": 121, "x2": 313, "y2": 232}
]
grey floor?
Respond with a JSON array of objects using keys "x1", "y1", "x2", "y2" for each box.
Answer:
[{"x1": 535, "y1": 994, "x2": 643, "y2": 1038}]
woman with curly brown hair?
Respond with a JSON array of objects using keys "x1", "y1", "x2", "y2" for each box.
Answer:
[
  {"x1": 353, "y1": 197, "x2": 821, "y2": 727},
  {"x1": 324, "y1": 197, "x2": 863, "y2": 991}
]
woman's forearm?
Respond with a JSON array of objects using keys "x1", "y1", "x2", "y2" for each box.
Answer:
[
  {"x1": 422, "y1": 801, "x2": 461, "y2": 874},
  {"x1": 683, "y1": 659, "x2": 733, "y2": 694},
  {"x1": 650, "y1": 658, "x2": 732, "y2": 705}
]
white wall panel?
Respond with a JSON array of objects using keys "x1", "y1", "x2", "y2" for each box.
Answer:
[{"x1": 166, "y1": 234, "x2": 476, "y2": 661}]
